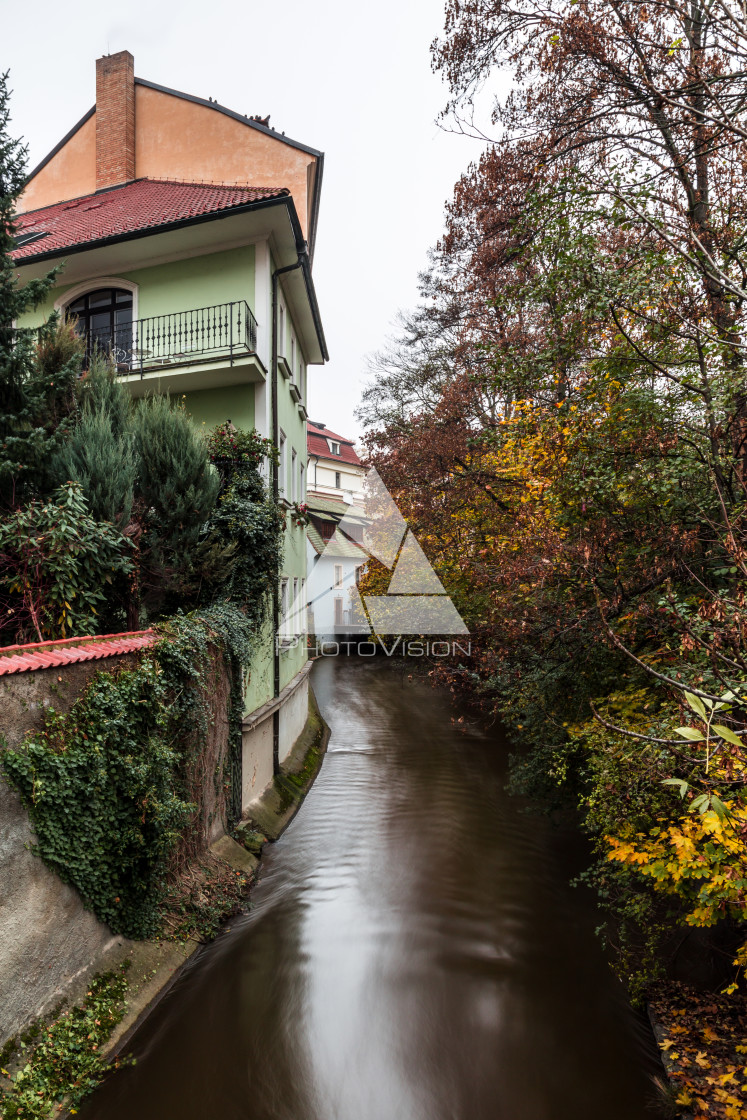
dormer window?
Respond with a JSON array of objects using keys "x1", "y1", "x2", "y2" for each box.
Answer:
[
  {"x1": 328, "y1": 439, "x2": 341, "y2": 455},
  {"x1": 67, "y1": 287, "x2": 133, "y2": 368}
]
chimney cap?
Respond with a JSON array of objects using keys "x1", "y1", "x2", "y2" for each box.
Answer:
[{"x1": 96, "y1": 48, "x2": 134, "y2": 64}]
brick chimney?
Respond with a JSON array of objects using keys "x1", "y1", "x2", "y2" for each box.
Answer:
[{"x1": 95, "y1": 51, "x2": 135, "y2": 190}]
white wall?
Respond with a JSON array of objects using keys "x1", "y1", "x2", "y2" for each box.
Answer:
[
  {"x1": 278, "y1": 682, "x2": 309, "y2": 764},
  {"x1": 241, "y1": 716, "x2": 275, "y2": 810},
  {"x1": 308, "y1": 457, "x2": 365, "y2": 504},
  {"x1": 306, "y1": 549, "x2": 365, "y2": 636}
]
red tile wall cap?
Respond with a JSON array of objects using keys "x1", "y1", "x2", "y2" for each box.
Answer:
[
  {"x1": 0, "y1": 629, "x2": 155, "y2": 656},
  {"x1": 0, "y1": 629, "x2": 157, "y2": 676}
]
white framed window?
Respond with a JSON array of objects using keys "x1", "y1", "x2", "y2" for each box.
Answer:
[
  {"x1": 55, "y1": 276, "x2": 139, "y2": 322},
  {"x1": 278, "y1": 302, "x2": 286, "y2": 356},
  {"x1": 301, "y1": 577, "x2": 307, "y2": 632},
  {"x1": 279, "y1": 429, "x2": 287, "y2": 496},
  {"x1": 280, "y1": 577, "x2": 289, "y2": 638},
  {"x1": 334, "y1": 564, "x2": 343, "y2": 589},
  {"x1": 293, "y1": 577, "x2": 299, "y2": 635},
  {"x1": 290, "y1": 333, "x2": 296, "y2": 372},
  {"x1": 334, "y1": 597, "x2": 344, "y2": 626},
  {"x1": 328, "y1": 439, "x2": 341, "y2": 455},
  {"x1": 299, "y1": 361, "x2": 306, "y2": 402},
  {"x1": 56, "y1": 279, "x2": 139, "y2": 371},
  {"x1": 291, "y1": 448, "x2": 297, "y2": 502},
  {"x1": 300, "y1": 462, "x2": 305, "y2": 498},
  {"x1": 335, "y1": 471, "x2": 341, "y2": 488}
]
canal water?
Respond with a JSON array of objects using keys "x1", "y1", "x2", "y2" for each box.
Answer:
[{"x1": 80, "y1": 656, "x2": 661, "y2": 1120}]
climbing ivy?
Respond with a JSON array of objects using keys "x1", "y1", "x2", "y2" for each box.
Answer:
[
  {"x1": 200, "y1": 453, "x2": 283, "y2": 626},
  {"x1": 2, "y1": 658, "x2": 191, "y2": 938},
  {"x1": 1, "y1": 605, "x2": 255, "y2": 939}
]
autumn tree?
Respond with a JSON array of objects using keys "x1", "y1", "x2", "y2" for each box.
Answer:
[{"x1": 359, "y1": 0, "x2": 747, "y2": 993}]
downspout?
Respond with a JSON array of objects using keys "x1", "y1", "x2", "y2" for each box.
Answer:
[
  {"x1": 271, "y1": 254, "x2": 305, "y2": 775},
  {"x1": 310, "y1": 453, "x2": 319, "y2": 490}
]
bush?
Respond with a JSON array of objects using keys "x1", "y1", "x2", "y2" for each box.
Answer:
[{"x1": 0, "y1": 482, "x2": 133, "y2": 643}]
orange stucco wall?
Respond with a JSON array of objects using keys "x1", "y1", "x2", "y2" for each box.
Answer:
[
  {"x1": 20, "y1": 115, "x2": 97, "y2": 214},
  {"x1": 135, "y1": 86, "x2": 315, "y2": 237},
  {"x1": 19, "y1": 85, "x2": 317, "y2": 237}
]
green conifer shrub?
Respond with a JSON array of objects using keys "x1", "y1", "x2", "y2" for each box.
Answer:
[
  {"x1": 132, "y1": 395, "x2": 220, "y2": 613},
  {"x1": 49, "y1": 358, "x2": 135, "y2": 528}
]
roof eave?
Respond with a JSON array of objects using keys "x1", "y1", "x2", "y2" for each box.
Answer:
[{"x1": 307, "y1": 153, "x2": 324, "y2": 266}]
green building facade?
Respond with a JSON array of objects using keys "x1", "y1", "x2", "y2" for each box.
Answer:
[{"x1": 14, "y1": 110, "x2": 327, "y2": 807}]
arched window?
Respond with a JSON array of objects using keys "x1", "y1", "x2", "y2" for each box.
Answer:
[{"x1": 67, "y1": 287, "x2": 134, "y2": 368}]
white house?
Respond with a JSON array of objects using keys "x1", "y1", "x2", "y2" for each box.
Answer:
[{"x1": 305, "y1": 423, "x2": 367, "y2": 638}]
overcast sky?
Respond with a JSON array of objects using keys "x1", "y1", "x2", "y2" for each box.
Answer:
[{"x1": 7, "y1": 0, "x2": 487, "y2": 442}]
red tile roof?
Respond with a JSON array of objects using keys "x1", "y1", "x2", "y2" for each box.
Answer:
[
  {"x1": 307, "y1": 422, "x2": 362, "y2": 467},
  {"x1": 0, "y1": 630, "x2": 156, "y2": 676},
  {"x1": 12, "y1": 179, "x2": 289, "y2": 260}
]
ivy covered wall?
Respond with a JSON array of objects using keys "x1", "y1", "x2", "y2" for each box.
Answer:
[{"x1": 0, "y1": 610, "x2": 245, "y2": 1045}]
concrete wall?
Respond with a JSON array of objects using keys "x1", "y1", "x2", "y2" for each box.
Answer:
[
  {"x1": 278, "y1": 678, "x2": 309, "y2": 764},
  {"x1": 0, "y1": 781, "x2": 119, "y2": 1042},
  {"x1": 310, "y1": 459, "x2": 365, "y2": 500},
  {"x1": 182, "y1": 383, "x2": 255, "y2": 434},
  {"x1": 0, "y1": 656, "x2": 138, "y2": 747},
  {"x1": 275, "y1": 248, "x2": 311, "y2": 698},
  {"x1": 241, "y1": 715, "x2": 275, "y2": 808},
  {"x1": 18, "y1": 245, "x2": 256, "y2": 333},
  {"x1": 241, "y1": 665, "x2": 311, "y2": 808},
  {"x1": 306, "y1": 550, "x2": 365, "y2": 637},
  {"x1": 0, "y1": 645, "x2": 233, "y2": 1044}
]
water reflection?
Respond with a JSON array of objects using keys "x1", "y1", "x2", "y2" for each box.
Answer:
[{"x1": 79, "y1": 657, "x2": 660, "y2": 1120}]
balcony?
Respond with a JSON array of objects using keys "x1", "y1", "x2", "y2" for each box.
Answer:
[{"x1": 81, "y1": 300, "x2": 262, "y2": 395}]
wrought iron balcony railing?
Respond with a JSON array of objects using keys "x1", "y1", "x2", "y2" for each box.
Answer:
[{"x1": 82, "y1": 300, "x2": 258, "y2": 375}]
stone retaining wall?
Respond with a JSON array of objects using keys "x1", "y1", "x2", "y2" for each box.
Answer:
[{"x1": 0, "y1": 645, "x2": 145, "y2": 1044}]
